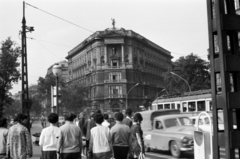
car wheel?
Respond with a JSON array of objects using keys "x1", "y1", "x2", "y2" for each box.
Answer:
[{"x1": 170, "y1": 141, "x2": 181, "y2": 158}]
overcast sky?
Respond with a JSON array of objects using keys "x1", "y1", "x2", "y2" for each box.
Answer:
[{"x1": 1, "y1": 0, "x2": 209, "y2": 95}]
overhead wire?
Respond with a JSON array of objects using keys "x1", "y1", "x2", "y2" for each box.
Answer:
[
  {"x1": 27, "y1": 37, "x2": 72, "y2": 48},
  {"x1": 33, "y1": 39, "x2": 63, "y2": 60},
  {"x1": 25, "y1": 2, "x2": 94, "y2": 33}
]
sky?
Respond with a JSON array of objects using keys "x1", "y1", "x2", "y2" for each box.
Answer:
[{"x1": 1, "y1": 0, "x2": 209, "y2": 95}]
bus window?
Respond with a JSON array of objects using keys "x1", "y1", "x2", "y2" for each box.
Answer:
[
  {"x1": 171, "y1": 103, "x2": 175, "y2": 109},
  {"x1": 182, "y1": 102, "x2": 187, "y2": 112},
  {"x1": 197, "y1": 101, "x2": 206, "y2": 111},
  {"x1": 158, "y1": 104, "x2": 163, "y2": 110},
  {"x1": 188, "y1": 102, "x2": 196, "y2": 111},
  {"x1": 177, "y1": 104, "x2": 181, "y2": 110},
  {"x1": 164, "y1": 104, "x2": 170, "y2": 109}
]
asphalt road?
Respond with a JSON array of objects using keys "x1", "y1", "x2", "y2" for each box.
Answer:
[{"x1": 146, "y1": 150, "x2": 194, "y2": 159}]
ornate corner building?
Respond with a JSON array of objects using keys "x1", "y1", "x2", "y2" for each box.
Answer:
[{"x1": 65, "y1": 27, "x2": 172, "y2": 112}]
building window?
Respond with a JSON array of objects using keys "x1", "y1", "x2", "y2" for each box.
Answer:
[
  {"x1": 109, "y1": 72, "x2": 121, "y2": 81},
  {"x1": 112, "y1": 60, "x2": 118, "y2": 67},
  {"x1": 109, "y1": 86, "x2": 122, "y2": 96}
]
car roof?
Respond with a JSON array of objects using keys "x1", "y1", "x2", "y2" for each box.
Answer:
[{"x1": 154, "y1": 114, "x2": 191, "y2": 121}]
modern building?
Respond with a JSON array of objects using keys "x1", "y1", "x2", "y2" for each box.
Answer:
[{"x1": 66, "y1": 27, "x2": 172, "y2": 112}]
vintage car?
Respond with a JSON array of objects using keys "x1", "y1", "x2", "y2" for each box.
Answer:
[{"x1": 140, "y1": 110, "x2": 196, "y2": 158}]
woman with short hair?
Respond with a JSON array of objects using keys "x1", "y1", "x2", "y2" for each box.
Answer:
[{"x1": 130, "y1": 113, "x2": 144, "y2": 159}]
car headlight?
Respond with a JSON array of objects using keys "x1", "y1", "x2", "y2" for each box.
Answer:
[{"x1": 182, "y1": 137, "x2": 188, "y2": 143}]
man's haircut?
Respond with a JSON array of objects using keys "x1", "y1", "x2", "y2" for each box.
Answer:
[
  {"x1": 0, "y1": 117, "x2": 7, "y2": 127},
  {"x1": 114, "y1": 112, "x2": 124, "y2": 121},
  {"x1": 125, "y1": 108, "x2": 132, "y2": 116},
  {"x1": 48, "y1": 113, "x2": 59, "y2": 124},
  {"x1": 103, "y1": 114, "x2": 109, "y2": 120},
  {"x1": 64, "y1": 113, "x2": 76, "y2": 122},
  {"x1": 14, "y1": 113, "x2": 28, "y2": 122},
  {"x1": 94, "y1": 113, "x2": 104, "y2": 124},
  {"x1": 133, "y1": 113, "x2": 143, "y2": 122}
]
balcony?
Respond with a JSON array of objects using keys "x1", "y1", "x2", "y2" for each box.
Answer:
[
  {"x1": 104, "y1": 79, "x2": 127, "y2": 83},
  {"x1": 107, "y1": 94, "x2": 125, "y2": 98}
]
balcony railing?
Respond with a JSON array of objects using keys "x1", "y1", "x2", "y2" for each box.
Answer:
[
  {"x1": 108, "y1": 94, "x2": 125, "y2": 98},
  {"x1": 104, "y1": 79, "x2": 127, "y2": 83}
]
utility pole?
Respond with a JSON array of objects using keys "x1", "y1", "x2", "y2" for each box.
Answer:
[
  {"x1": 207, "y1": 0, "x2": 240, "y2": 158},
  {"x1": 21, "y1": 1, "x2": 34, "y2": 132}
]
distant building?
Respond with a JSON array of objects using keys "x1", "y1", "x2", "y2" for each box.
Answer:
[
  {"x1": 47, "y1": 60, "x2": 69, "y2": 82},
  {"x1": 65, "y1": 27, "x2": 172, "y2": 112}
]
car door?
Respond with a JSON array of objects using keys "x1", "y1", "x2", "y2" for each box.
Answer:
[{"x1": 151, "y1": 119, "x2": 168, "y2": 150}]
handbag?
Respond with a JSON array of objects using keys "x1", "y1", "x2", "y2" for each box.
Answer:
[{"x1": 138, "y1": 152, "x2": 145, "y2": 159}]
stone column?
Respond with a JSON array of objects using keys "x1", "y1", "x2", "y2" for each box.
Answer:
[
  {"x1": 121, "y1": 44, "x2": 124, "y2": 63},
  {"x1": 104, "y1": 45, "x2": 107, "y2": 66}
]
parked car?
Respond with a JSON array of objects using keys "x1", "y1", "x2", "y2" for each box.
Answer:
[
  {"x1": 58, "y1": 116, "x2": 65, "y2": 126},
  {"x1": 140, "y1": 110, "x2": 195, "y2": 158}
]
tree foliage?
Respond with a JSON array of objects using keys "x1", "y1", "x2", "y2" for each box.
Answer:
[
  {"x1": 61, "y1": 82, "x2": 87, "y2": 113},
  {"x1": 0, "y1": 37, "x2": 21, "y2": 118},
  {"x1": 164, "y1": 53, "x2": 211, "y2": 95}
]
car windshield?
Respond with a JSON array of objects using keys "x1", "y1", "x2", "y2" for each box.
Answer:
[
  {"x1": 164, "y1": 117, "x2": 191, "y2": 128},
  {"x1": 179, "y1": 117, "x2": 191, "y2": 125}
]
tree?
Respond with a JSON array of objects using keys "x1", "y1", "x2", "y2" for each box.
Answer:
[
  {"x1": 61, "y1": 82, "x2": 87, "y2": 113},
  {"x1": 3, "y1": 98, "x2": 21, "y2": 119},
  {"x1": 0, "y1": 38, "x2": 21, "y2": 118},
  {"x1": 164, "y1": 53, "x2": 211, "y2": 95}
]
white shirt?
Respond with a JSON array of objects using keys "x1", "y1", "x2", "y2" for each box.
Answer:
[
  {"x1": 102, "y1": 120, "x2": 110, "y2": 127},
  {"x1": 39, "y1": 124, "x2": 60, "y2": 151},
  {"x1": 90, "y1": 124, "x2": 111, "y2": 153}
]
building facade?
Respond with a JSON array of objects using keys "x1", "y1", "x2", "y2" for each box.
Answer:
[
  {"x1": 47, "y1": 60, "x2": 69, "y2": 82},
  {"x1": 66, "y1": 27, "x2": 172, "y2": 112}
]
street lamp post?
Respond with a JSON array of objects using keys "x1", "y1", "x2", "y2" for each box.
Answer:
[
  {"x1": 155, "y1": 88, "x2": 169, "y2": 99},
  {"x1": 52, "y1": 64, "x2": 62, "y2": 117},
  {"x1": 170, "y1": 72, "x2": 191, "y2": 92},
  {"x1": 126, "y1": 83, "x2": 139, "y2": 109}
]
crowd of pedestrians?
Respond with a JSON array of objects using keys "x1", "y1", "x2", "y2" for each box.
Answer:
[{"x1": 0, "y1": 108, "x2": 145, "y2": 159}]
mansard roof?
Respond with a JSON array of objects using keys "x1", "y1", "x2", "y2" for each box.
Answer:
[{"x1": 66, "y1": 27, "x2": 171, "y2": 59}]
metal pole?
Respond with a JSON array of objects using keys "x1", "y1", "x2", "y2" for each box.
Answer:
[
  {"x1": 56, "y1": 76, "x2": 59, "y2": 116},
  {"x1": 21, "y1": 1, "x2": 30, "y2": 132},
  {"x1": 126, "y1": 83, "x2": 139, "y2": 109},
  {"x1": 170, "y1": 72, "x2": 191, "y2": 92}
]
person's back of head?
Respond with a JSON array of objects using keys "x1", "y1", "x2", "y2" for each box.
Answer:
[
  {"x1": 114, "y1": 112, "x2": 124, "y2": 122},
  {"x1": 14, "y1": 113, "x2": 28, "y2": 123},
  {"x1": 48, "y1": 113, "x2": 58, "y2": 124},
  {"x1": 125, "y1": 108, "x2": 132, "y2": 117},
  {"x1": 94, "y1": 113, "x2": 104, "y2": 124},
  {"x1": 0, "y1": 117, "x2": 7, "y2": 128},
  {"x1": 133, "y1": 113, "x2": 143, "y2": 123},
  {"x1": 64, "y1": 113, "x2": 76, "y2": 122},
  {"x1": 103, "y1": 114, "x2": 109, "y2": 120}
]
